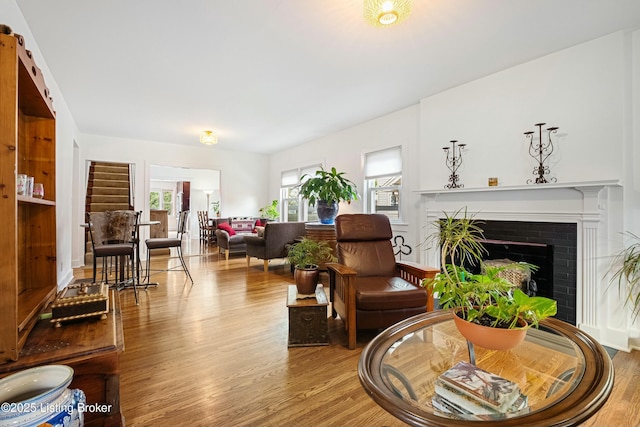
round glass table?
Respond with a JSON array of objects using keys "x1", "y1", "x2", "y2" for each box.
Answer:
[{"x1": 358, "y1": 310, "x2": 614, "y2": 426}]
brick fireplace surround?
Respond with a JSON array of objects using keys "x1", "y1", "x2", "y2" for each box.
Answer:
[{"x1": 419, "y1": 180, "x2": 631, "y2": 351}]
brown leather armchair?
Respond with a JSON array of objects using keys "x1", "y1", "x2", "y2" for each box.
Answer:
[{"x1": 327, "y1": 214, "x2": 439, "y2": 349}]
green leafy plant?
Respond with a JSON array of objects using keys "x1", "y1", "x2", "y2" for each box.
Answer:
[
  {"x1": 422, "y1": 208, "x2": 557, "y2": 329},
  {"x1": 210, "y1": 201, "x2": 220, "y2": 216},
  {"x1": 258, "y1": 200, "x2": 279, "y2": 220},
  {"x1": 287, "y1": 238, "x2": 336, "y2": 268},
  {"x1": 608, "y1": 231, "x2": 640, "y2": 321},
  {"x1": 297, "y1": 166, "x2": 359, "y2": 206}
]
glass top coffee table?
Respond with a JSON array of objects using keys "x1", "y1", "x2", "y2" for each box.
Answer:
[{"x1": 358, "y1": 310, "x2": 614, "y2": 426}]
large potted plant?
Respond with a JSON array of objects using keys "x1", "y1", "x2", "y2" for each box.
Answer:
[
  {"x1": 287, "y1": 238, "x2": 336, "y2": 294},
  {"x1": 298, "y1": 166, "x2": 359, "y2": 224},
  {"x1": 608, "y1": 231, "x2": 640, "y2": 322},
  {"x1": 422, "y1": 208, "x2": 557, "y2": 350}
]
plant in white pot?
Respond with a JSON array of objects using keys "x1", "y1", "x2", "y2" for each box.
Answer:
[
  {"x1": 297, "y1": 166, "x2": 359, "y2": 224},
  {"x1": 287, "y1": 238, "x2": 336, "y2": 294},
  {"x1": 422, "y1": 208, "x2": 557, "y2": 350}
]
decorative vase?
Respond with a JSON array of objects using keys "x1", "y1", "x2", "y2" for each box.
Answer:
[
  {"x1": 452, "y1": 309, "x2": 527, "y2": 351},
  {"x1": 317, "y1": 200, "x2": 339, "y2": 225},
  {"x1": 294, "y1": 266, "x2": 319, "y2": 294},
  {"x1": 0, "y1": 365, "x2": 85, "y2": 427}
]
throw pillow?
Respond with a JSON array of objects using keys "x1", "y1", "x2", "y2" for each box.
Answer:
[{"x1": 217, "y1": 222, "x2": 236, "y2": 236}]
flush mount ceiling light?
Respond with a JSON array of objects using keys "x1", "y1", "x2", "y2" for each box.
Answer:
[
  {"x1": 200, "y1": 130, "x2": 218, "y2": 145},
  {"x1": 364, "y1": 0, "x2": 412, "y2": 27}
]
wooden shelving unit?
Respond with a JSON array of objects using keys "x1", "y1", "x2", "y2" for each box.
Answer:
[{"x1": 0, "y1": 32, "x2": 57, "y2": 362}]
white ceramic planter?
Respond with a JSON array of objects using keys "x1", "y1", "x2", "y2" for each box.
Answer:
[{"x1": 0, "y1": 365, "x2": 85, "y2": 427}]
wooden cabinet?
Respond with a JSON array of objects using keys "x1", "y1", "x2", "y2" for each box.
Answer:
[
  {"x1": 0, "y1": 290, "x2": 125, "y2": 427},
  {"x1": 0, "y1": 32, "x2": 57, "y2": 362}
]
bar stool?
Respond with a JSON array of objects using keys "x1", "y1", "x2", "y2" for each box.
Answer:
[{"x1": 145, "y1": 210, "x2": 194, "y2": 285}]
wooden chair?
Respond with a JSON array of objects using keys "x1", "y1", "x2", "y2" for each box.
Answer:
[
  {"x1": 145, "y1": 210, "x2": 194, "y2": 284},
  {"x1": 197, "y1": 211, "x2": 213, "y2": 243},
  {"x1": 327, "y1": 214, "x2": 439, "y2": 349}
]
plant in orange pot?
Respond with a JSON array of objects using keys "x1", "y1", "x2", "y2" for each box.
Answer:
[{"x1": 422, "y1": 208, "x2": 557, "y2": 351}]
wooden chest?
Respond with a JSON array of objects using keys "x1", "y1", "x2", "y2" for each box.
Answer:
[
  {"x1": 287, "y1": 285, "x2": 329, "y2": 347},
  {"x1": 50, "y1": 282, "x2": 109, "y2": 327}
]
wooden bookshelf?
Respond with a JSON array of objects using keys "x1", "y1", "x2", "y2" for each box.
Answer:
[{"x1": 0, "y1": 32, "x2": 57, "y2": 362}]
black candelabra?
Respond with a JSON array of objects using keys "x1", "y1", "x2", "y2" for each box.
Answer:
[
  {"x1": 443, "y1": 140, "x2": 466, "y2": 189},
  {"x1": 524, "y1": 123, "x2": 559, "y2": 184}
]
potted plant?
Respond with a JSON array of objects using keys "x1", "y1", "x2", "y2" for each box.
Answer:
[
  {"x1": 211, "y1": 201, "x2": 220, "y2": 217},
  {"x1": 258, "y1": 199, "x2": 280, "y2": 221},
  {"x1": 297, "y1": 166, "x2": 359, "y2": 224},
  {"x1": 287, "y1": 238, "x2": 336, "y2": 294},
  {"x1": 422, "y1": 208, "x2": 557, "y2": 350},
  {"x1": 608, "y1": 231, "x2": 640, "y2": 322}
]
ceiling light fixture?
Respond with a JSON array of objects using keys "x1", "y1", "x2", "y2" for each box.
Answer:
[
  {"x1": 364, "y1": 0, "x2": 412, "y2": 27},
  {"x1": 200, "y1": 130, "x2": 218, "y2": 145}
]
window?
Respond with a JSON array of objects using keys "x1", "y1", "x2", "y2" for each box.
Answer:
[
  {"x1": 364, "y1": 146, "x2": 402, "y2": 221},
  {"x1": 149, "y1": 189, "x2": 174, "y2": 216},
  {"x1": 280, "y1": 164, "x2": 322, "y2": 222}
]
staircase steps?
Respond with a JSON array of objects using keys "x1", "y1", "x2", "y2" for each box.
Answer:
[{"x1": 84, "y1": 161, "x2": 134, "y2": 265}]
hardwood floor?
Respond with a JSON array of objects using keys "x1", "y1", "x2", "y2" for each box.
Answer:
[{"x1": 73, "y1": 242, "x2": 640, "y2": 427}]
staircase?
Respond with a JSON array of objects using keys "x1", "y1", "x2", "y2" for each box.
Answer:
[
  {"x1": 85, "y1": 161, "x2": 133, "y2": 264},
  {"x1": 86, "y1": 161, "x2": 133, "y2": 213}
]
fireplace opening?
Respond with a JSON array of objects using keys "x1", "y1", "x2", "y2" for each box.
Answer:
[
  {"x1": 440, "y1": 219, "x2": 577, "y2": 324},
  {"x1": 481, "y1": 220, "x2": 577, "y2": 325},
  {"x1": 479, "y1": 239, "x2": 554, "y2": 300}
]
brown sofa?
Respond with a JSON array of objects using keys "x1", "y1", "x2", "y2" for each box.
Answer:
[{"x1": 244, "y1": 222, "x2": 306, "y2": 272}]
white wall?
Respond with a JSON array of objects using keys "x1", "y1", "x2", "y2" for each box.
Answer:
[
  {"x1": 269, "y1": 105, "x2": 424, "y2": 261},
  {"x1": 1, "y1": 0, "x2": 82, "y2": 289},
  {"x1": 419, "y1": 31, "x2": 627, "y2": 190},
  {"x1": 76, "y1": 133, "x2": 268, "y2": 265}
]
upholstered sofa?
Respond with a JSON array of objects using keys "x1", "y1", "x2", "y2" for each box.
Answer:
[
  {"x1": 244, "y1": 222, "x2": 306, "y2": 272},
  {"x1": 215, "y1": 218, "x2": 264, "y2": 260}
]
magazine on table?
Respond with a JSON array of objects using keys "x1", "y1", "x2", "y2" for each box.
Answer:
[{"x1": 432, "y1": 361, "x2": 529, "y2": 417}]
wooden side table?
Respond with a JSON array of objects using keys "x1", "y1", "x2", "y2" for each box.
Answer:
[{"x1": 287, "y1": 285, "x2": 329, "y2": 347}]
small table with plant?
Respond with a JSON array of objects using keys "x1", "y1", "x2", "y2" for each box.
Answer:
[{"x1": 358, "y1": 310, "x2": 614, "y2": 427}]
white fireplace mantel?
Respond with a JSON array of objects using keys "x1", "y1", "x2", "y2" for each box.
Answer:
[
  {"x1": 416, "y1": 179, "x2": 622, "y2": 196},
  {"x1": 417, "y1": 178, "x2": 630, "y2": 351}
]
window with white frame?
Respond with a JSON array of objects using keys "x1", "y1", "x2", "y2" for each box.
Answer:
[
  {"x1": 149, "y1": 188, "x2": 174, "y2": 215},
  {"x1": 280, "y1": 165, "x2": 322, "y2": 222},
  {"x1": 364, "y1": 146, "x2": 402, "y2": 221}
]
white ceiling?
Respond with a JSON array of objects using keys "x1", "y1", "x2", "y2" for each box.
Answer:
[{"x1": 16, "y1": 0, "x2": 640, "y2": 154}]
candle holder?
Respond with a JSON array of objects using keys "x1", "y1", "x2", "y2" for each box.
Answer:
[
  {"x1": 524, "y1": 123, "x2": 559, "y2": 184},
  {"x1": 443, "y1": 140, "x2": 466, "y2": 189}
]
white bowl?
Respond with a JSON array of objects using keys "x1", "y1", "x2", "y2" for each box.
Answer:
[{"x1": 0, "y1": 365, "x2": 73, "y2": 404}]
